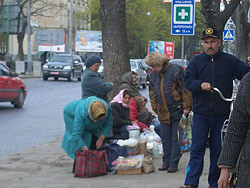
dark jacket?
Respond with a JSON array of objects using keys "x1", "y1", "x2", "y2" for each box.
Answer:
[
  {"x1": 81, "y1": 68, "x2": 113, "y2": 102},
  {"x1": 217, "y1": 72, "x2": 250, "y2": 187},
  {"x1": 184, "y1": 51, "x2": 249, "y2": 116},
  {"x1": 111, "y1": 102, "x2": 131, "y2": 136},
  {"x1": 149, "y1": 63, "x2": 192, "y2": 124},
  {"x1": 118, "y1": 72, "x2": 141, "y2": 97}
]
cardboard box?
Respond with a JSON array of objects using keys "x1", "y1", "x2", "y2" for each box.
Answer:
[
  {"x1": 138, "y1": 141, "x2": 147, "y2": 156},
  {"x1": 117, "y1": 167, "x2": 142, "y2": 175}
]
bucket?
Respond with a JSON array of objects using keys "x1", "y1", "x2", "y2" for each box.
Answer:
[{"x1": 129, "y1": 129, "x2": 140, "y2": 142}]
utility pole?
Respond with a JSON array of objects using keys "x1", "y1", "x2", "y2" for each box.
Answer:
[
  {"x1": 27, "y1": 0, "x2": 32, "y2": 73},
  {"x1": 68, "y1": 0, "x2": 72, "y2": 55}
]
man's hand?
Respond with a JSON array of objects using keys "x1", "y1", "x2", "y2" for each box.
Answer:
[
  {"x1": 201, "y1": 82, "x2": 211, "y2": 91},
  {"x1": 218, "y1": 168, "x2": 229, "y2": 188},
  {"x1": 96, "y1": 135, "x2": 105, "y2": 149}
]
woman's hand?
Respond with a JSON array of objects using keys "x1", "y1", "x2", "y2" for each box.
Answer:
[
  {"x1": 183, "y1": 109, "x2": 190, "y2": 116},
  {"x1": 96, "y1": 135, "x2": 105, "y2": 149},
  {"x1": 81, "y1": 146, "x2": 88, "y2": 151},
  {"x1": 218, "y1": 167, "x2": 229, "y2": 188}
]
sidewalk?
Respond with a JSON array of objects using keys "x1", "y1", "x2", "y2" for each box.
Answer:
[{"x1": 0, "y1": 137, "x2": 210, "y2": 188}]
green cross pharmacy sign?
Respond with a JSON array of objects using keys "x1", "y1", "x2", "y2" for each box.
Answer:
[{"x1": 171, "y1": 0, "x2": 195, "y2": 35}]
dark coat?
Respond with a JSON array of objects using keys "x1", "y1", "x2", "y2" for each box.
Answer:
[
  {"x1": 81, "y1": 68, "x2": 113, "y2": 102},
  {"x1": 111, "y1": 102, "x2": 131, "y2": 136},
  {"x1": 184, "y1": 51, "x2": 249, "y2": 116},
  {"x1": 149, "y1": 63, "x2": 192, "y2": 124},
  {"x1": 217, "y1": 72, "x2": 250, "y2": 187}
]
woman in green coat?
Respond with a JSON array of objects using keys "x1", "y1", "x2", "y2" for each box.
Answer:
[{"x1": 61, "y1": 96, "x2": 113, "y2": 160}]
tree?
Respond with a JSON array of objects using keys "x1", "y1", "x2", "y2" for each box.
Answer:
[
  {"x1": 200, "y1": 0, "x2": 249, "y2": 60},
  {"x1": 100, "y1": 0, "x2": 130, "y2": 99},
  {"x1": 232, "y1": 0, "x2": 250, "y2": 60},
  {"x1": 14, "y1": 0, "x2": 60, "y2": 61}
]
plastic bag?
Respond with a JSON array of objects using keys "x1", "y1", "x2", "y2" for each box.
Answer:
[{"x1": 144, "y1": 125, "x2": 161, "y2": 143}]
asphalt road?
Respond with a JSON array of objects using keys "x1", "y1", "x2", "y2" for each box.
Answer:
[{"x1": 0, "y1": 78, "x2": 149, "y2": 157}]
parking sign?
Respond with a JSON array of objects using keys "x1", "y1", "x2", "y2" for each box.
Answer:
[{"x1": 171, "y1": 0, "x2": 195, "y2": 35}]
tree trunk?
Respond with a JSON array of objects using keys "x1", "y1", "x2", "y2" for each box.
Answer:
[
  {"x1": 100, "y1": 0, "x2": 130, "y2": 100},
  {"x1": 201, "y1": 0, "x2": 241, "y2": 38},
  {"x1": 232, "y1": 0, "x2": 250, "y2": 61}
]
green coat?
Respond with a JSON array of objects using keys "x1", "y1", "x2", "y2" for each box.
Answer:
[
  {"x1": 61, "y1": 96, "x2": 113, "y2": 159},
  {"x1": 81, "y1": 68, "x2": 113, "y2": 102}
]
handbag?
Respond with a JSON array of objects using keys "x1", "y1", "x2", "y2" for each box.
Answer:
[{"x1": 74, "y1": 150, "x2": 108, "y2": 178}]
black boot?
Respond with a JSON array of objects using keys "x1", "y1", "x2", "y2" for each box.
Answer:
[{"x1": 158, "y1": 164, "x2": 169, "y2": 171}]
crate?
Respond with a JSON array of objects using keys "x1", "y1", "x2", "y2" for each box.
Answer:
[{"x1": 117, "y1": 167, "x2": 142, "y2": 175}]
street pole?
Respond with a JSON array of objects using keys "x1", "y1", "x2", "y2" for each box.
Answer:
[
  {"x1": 27, "y1": 0, "x2": 32, "y2": 73},
  {"x1": 181, "y1": 35, "x2": 184, "y2": 63},
  {"x1": 68, "y1": 0, "x2": 72, "y2": 55}
]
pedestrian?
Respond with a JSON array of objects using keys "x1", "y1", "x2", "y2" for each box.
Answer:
[
  {"x1": 145, "y1": 52, "x2": 192, "y2": 173},
  {"x1": 180, "y1": 27, "x2": 249, "y2": 188},
  {"x1": 61, "y1": 96, "x2": 113, "y2": 173},
  {"x1": 110, "y1": 89, "x2": 132, "y2": 139},
  {"x1": 81, "y1": 55, "x2": 113, "y2": 102},
  {"x1": 217, "y1": 72, "x2": 250, "y2": 188},
  {"x1": 118, "y1": 71, "x2": 140, "y2": 97}
]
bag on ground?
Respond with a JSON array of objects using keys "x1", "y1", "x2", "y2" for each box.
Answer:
[{"x1": 74, "y1": 150, "x2": 108, "y2": 178}]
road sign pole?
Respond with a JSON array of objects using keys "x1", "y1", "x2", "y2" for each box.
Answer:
[{"x1": 181, "y1": 35, "x2": 184, "y2": 63}]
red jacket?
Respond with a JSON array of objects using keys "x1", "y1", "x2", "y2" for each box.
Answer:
[{"x1": 129, "y1": 97, "x2": 148, "y2": 131}]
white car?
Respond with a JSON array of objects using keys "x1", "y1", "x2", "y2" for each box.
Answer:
[{"x1": 130, "y1": 59, "x2": 147, "y2": 89}]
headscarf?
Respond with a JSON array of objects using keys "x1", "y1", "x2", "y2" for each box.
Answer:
[
  {"x1": 88, "y1": 100, "x2": 107, "y2": 122},
  {"x1": 134, "y1": 96, "x2": 147, "y2": 111},
  {"x1": 110, "y1": 89, "x2": 129, "y2": 108}
]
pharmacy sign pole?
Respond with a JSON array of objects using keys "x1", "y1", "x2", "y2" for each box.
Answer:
[{"x1": 171, "y1": 0, "x2": 195, "y2": 61}]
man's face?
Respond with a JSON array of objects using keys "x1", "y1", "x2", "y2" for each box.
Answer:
[{"x1": 202, "y1": 37, "x2": 221, "y2": 56}]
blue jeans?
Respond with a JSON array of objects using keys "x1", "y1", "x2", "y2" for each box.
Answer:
[
  {"x1": 161, "y1": 121, "x2": 181, "y2": 168},
  {"x1": 184, "y1": 113, "x2": 228, "y2": 187}
]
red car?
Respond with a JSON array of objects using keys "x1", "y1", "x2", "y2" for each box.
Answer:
[{"x1": 0, "y1": 63, "x2": 27, "y2": 108}]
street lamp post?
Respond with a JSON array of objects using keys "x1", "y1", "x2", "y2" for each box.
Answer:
[{"x1": 27, "y1": 0, "x2": 32, "y2": 73}]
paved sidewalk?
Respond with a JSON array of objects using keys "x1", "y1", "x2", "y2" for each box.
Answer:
[{"x1": 0, "y1": 136, "x2": 211, "y2": 188}]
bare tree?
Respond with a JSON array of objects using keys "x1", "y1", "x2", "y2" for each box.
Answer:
[
  {"x1": 100, "y1": 0, "x2": 130, "y2": 99},
  {"x1": 15, "y1": 0, "x2": 60, "y2": 61},
  {"x1": 200, "y1": 0, "x2": 241, "y2": 37},
  {"x1": 200, "y1": 0, "x2": 249, "y2": 60},
  {"x1": 231, "y1": 0, "x2": 250, "y2": 60}
]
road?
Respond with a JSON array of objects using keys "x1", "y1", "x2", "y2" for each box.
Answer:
[{"x1": 0, "y1": 78, "x2": 149, "y2": 157}]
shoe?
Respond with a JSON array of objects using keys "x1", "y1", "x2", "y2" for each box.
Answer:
[
  {"x1": 158, "y1": 164, "x2": 169, "y2": 171},
  {"x1": 179, "y1": 185, "x2": 198, "y2": 188},
  {"x1": 208, "y1": 186, "x2": 216, "y2": 188},
  {"x1": 167, "y1": 167, "x2": 178, "y2": 173}
]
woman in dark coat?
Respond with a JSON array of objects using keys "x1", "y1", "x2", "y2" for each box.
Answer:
[
  {"x1": 110, "y1": 89, "x2": 132, "y2": 139},
  {"x1": 81, "y1": 55, "x2": 113, "y2": 102},
  {"x1": 217, "y1": 72, "x2": 250, "y2": 188}
]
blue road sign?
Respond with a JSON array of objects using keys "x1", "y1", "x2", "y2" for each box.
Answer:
[
  {"x1": 171, "y1": 0, "x2": 195, "y2": 35},
  {"x1": 223, "y1": 29, "x2": 234, "y2": 41}
]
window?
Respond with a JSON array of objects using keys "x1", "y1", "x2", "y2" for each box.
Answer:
[{"x1": 0, "y1": 64, "x2": 10, "y2": 76}]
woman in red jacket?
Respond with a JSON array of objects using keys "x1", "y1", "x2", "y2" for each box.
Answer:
[{"x1": 129, "y1": 96, "x2": 151, "y2": 132}]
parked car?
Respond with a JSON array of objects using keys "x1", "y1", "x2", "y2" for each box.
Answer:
[
  {"x1": 42, "y1": 54, "x2": 83, "y2": 81},
  {"x1": 0, "y1": 63, "x2": 27, "y2": 108},
  {"x1": 130, "y1": 59, "x2": 147, "y2": 89},
  {"x1": 169, "y1": 59, "x2": 190, "y2": 70}
]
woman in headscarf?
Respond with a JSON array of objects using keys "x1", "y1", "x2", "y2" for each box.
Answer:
[
  {"x1": 129, "y1": 96, "x2": 152, "y2": 132},
  {"x1": 110, "y1": 89, "x2": 132, "y2": 139},
  {"x1": 61, "y1": 96, "x2": 113, "y2": 172}
]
